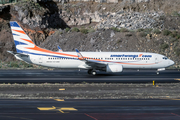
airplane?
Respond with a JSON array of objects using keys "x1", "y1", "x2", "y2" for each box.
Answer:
[{"x1": 8, "y1": 21, "x2": 174, "y2": 75}]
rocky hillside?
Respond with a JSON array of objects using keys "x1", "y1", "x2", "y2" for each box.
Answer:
[{"x1": 0, "y1": 0, "x2": 180, "y2": 68}]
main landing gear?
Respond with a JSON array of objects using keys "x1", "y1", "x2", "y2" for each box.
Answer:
[{"x1": 88, "y1": 69, "x2": 97, "y2": 75}]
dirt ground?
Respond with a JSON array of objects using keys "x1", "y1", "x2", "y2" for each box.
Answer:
[{"x1": 0, "y1": 83, "x2": 180, "y2": 99}]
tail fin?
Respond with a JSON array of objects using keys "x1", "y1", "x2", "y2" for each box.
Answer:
[{"x1": 10, "y1": 21, "x2": 35, "y2": 53}]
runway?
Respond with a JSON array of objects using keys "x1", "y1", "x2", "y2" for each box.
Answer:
[
  {"x1": 0, "y1": 69, "x2": 179, "y2": 83},
  {"x1": 0, "y1": 99, "x2": 180, "y2": 120}
]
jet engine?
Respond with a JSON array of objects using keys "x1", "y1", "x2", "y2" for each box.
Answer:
[{"x1": 106, "y1": 64, "x2": 123, "y2": 73}]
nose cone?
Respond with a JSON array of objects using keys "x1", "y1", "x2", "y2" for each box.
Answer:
[{"x1": 170, "y1": 60, "x2": 175, "y2": 66}]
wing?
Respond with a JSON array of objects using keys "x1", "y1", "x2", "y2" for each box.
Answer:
[{"x1": 75, "y1": 49, "x2": 107, "y2": 69}]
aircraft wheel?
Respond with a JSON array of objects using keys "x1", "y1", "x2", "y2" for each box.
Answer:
[
  {"x1": 88, "y1": 69, "x2": 93, "y2": 74},
  {"x1": 92, "y1": 71, "x2": 96, "y2": 76}
]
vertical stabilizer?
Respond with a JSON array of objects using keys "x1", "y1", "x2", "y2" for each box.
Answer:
[{"x1": 10, "y1": 21, "x2": 35, "y2": 53}]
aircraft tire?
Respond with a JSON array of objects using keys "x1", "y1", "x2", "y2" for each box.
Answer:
[{"x1": 88, "y1": 69, "x2": 93, "y2": 74}]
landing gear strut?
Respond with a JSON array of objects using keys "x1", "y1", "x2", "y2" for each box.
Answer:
[{"x1": 87, "y1": 69, "x2": 96, "y2": 75}]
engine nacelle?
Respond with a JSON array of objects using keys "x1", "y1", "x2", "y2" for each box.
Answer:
[{"x1": 106, "y1": 64, "x2": 123, "y2": 73}]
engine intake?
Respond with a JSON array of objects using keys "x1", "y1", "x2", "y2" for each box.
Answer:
[{"x1": 106, "y1": 64, "x2": 123, "y2": 73}]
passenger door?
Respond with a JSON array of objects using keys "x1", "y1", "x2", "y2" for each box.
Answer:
[
  {"x1": 39, "y1": 56, "x2": 43, "y2": 64},
  {"x1": 155, "y1": 55, "x2": 158, "y2": 64}
]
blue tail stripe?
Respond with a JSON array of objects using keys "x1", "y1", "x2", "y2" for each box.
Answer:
[
  {"x1": 10, "y1": 21, "x2": 20, "y2": 27},
  {"x1": 12, "y1": 33, "x2": 20, "y2": 36},
  {"x1": 14, "y1": 40, "x2": 28, "y2": 46}
]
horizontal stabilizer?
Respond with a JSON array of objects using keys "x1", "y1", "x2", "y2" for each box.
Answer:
[{"x1": 7, "y1": 51, "x2": 29, "y2": 57}]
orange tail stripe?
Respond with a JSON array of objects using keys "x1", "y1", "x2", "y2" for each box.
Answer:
[
  {"x1": 21, "y1": 38, "x2": 34, "y2": 44},
  {"x1": 12, "y1": 29, "x2": 26, "y2": 35},
  {"x1": 26, "y1": 46, "x2": 78, "y2": 57}
]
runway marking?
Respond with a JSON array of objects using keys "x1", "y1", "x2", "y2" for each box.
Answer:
[
  {"x1": 59, "y1": 88, "x2": 65, "y2": 91},
  {"x1": 84, "y1": 113, "x2": 98, "y2": 120},
  {"x1": 174, "y1": 79, "x2": 180, "y2": 81},
  {"x1": 170, "y1": 99, "x2": 180, "y2": 100},
  {"x1": 54, "y1": 99, "x2": 64, "y2": 101},
  {"x1": 37, "y1": 106, "x2": 77, "y2": 113},
  {"x1": 37, "y1": 106, "x2": 56, "y2": 111},
  {"x1": 0, "y1": 115, "x2": 32, "y2": 120},
  {"x1": 171, "y1": 113, "x2": 180, "y2": 117},
  {"x1": 162, "y1": 98, "x2": 180, "y2": 100}
]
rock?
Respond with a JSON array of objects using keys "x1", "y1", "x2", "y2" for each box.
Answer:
[
  {"x1": 14, "y1": 5, "x2": 19, "y2": 11},
  {"x1": 110, "y1": 31, "x2": 115, "y2": 38},
  {"x1": 96, "y1": 11, "x2": 164, "y2": 30},
  {"x1": 90, "y1": 38, "x2": 95, "y2": 44}
]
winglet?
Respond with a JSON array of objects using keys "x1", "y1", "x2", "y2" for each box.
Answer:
[
  {"x1": 75, "y1": 49, "x2": 80, "y2": 53},
  {"x1": 75, "y1": 49, "x2": 85, "y2": 60},
  {"x1": 57, "y1": 46, "x2": 63, "y2": 52}
]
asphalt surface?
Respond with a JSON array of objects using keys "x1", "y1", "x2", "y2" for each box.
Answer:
[
  {"x1": 0, "y1": 69, "x2": 179, "y2": 83},
  {"x1": 0, "y1": 99, "x2": 180, "y2": 120},
  {"x1": 0, "y1": 70, "x2": 180, "y2": 120}
]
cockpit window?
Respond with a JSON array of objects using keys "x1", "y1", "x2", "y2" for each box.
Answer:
[{"x1": 163, "y1": 57, "x2": 168, "y2": 60}]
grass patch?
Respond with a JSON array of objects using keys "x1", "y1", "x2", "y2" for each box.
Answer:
[
  {"x1": 120, "y1": 28, "x2": 129, "y2": 32},
  {"x1": 163, "y1": 30, "x2": 172, "y2": 36},
  {"x1": 153, "y1": 29, "x2": 161, "y2": 34},
  {"x1": 137, "y1": 28, "x2": 144, "y2": 32},
  {"x1": 71, "y1": 27, "x2": 79, "y2": 32},
  {"x1": 176, "y1": 34, "x2": 180, "y2": 39},
  {"x1": 144, "y1": 28, "x2": 153, "y2": 34},
  {"x1": 20, "y1": 61, "x2": 33, "y2": 68},
  {"x1": 170, "y1": 31, "x2": 178, "y2": 38},
  {"x1": 9, "y1": 62, "x2": 19, "y2": 68},
  {"x1": 111, "y1": 27, "x2": 120, "y2": 32},
  {"x1": 65, "y1": 28, "x2": 70, "y2": 32},
  {"x1": 80, "y1": 28, "x2": 88, "y2": 34},
  {"x1": 171, "y1": 38, "x2": 178, "y2": 43},
  {"x1": 88, "y1": 28, "x2": 95, "y2": 33},
  {"x1": 172, "y1": 11, "x2": 180, "y2": 17}
]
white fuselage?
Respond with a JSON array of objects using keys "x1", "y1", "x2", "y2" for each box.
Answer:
[{"x1": 16, "y1": 52, "x2": 174, "y2": 70}]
